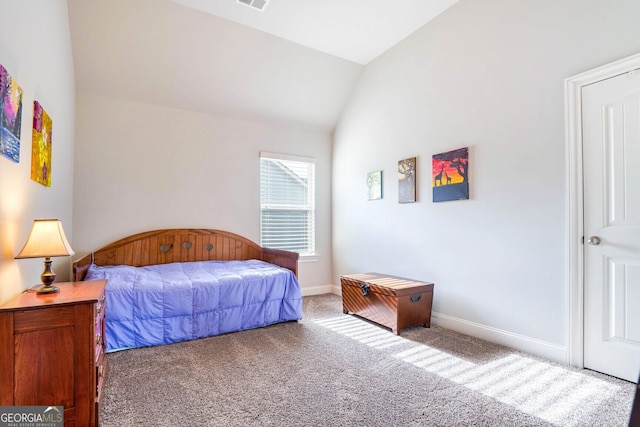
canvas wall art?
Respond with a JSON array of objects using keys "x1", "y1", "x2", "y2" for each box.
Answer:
[
  {"x1": 367, "y1": 170, "x2": 382, "y2": 200},
  {"x1": 31, "y1": 101, "x2": 52, "y2": 187},
  {"x1": 432, "y1": 147, "x2": 469, "y2": 202},
  {"x1": 0, "y1": 64, "x2": 24, "y2": 163},
  {"x1": 398, "y1": 157, "x2": 417, "y2": 203}
]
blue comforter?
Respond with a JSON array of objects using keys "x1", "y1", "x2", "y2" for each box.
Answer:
[{"x1": 85, "y1": 260, "x2": 303, "y2": 352}]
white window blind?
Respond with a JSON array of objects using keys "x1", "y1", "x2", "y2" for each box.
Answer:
[{"x1": 260, "y1": 152, "x2": 315, "y2": 256}]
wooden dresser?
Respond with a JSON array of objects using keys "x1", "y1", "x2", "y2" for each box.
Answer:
[{"x1": 0, "y1": 280, "x2": 107, "y2": 427}]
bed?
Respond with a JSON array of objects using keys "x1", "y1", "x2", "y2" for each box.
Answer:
[{"x1": 73, "y1": 228, "x2": 303, "y2": 352}]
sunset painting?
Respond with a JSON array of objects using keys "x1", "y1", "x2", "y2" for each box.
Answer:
[
  {"x1": 432, "y1": 147, "x2": 469, "y2": 202},
  {"x1": 31, "y1": 101, "x2": 52, "y2": 186}
]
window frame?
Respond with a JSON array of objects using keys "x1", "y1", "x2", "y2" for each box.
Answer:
[{"x1": 259, "y1": 151, "x2": 316, "y2": 257}]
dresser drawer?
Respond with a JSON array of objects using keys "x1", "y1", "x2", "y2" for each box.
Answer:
[
  {"x1": 94, "y1": 293, "x2": 106, "y2": 362},
  {"x1": 96, "y1": 352, "x2": 108, "y2": 399},
  {"x1": 94, "y1": 351, "x2": 108, "y2": 427}
]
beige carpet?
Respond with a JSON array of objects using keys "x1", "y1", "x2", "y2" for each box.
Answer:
[{"x1": 100, "y1": 294, "x2": 635, "y2": 426}]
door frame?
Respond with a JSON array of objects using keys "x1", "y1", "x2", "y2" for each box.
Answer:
[{"x1": 565, "y1": 52, "x2": 640, "y2": 368}]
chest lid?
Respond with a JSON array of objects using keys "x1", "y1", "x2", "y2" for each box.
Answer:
[{"x1": 341, "y1": 273, "x2": 433, "y2": 297}]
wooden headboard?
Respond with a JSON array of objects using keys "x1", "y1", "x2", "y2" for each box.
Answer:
[{"x1": 72, "y1": 228, "x2": 299, "y2": 281}]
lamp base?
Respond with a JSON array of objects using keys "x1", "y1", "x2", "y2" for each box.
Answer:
[
  {"x1": 37, "y1": 257, "x2": 58, "y2": 294},
  {"x1": 36, "y1": 284, "x2": 60, "y2": 294}
]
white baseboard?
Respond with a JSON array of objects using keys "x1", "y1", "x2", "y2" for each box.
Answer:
[
  {"x1": 432, "y1": 312, "x2": 568, "y2": 364},
  {"x1": 300, "y1": 284, "x2": 333, "y2": 296}
]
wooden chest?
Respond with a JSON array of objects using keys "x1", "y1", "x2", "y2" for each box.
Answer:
[
  {"x1": 341, "y1": 273, "x2": 434, "y2": 335},
  {"x1": 340, "y1": 273, "x2": 433, "y2": 335}
]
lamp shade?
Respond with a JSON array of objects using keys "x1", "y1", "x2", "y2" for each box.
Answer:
[{"x1": 15, "y1": 219, "x2": 75, "y2": 259}]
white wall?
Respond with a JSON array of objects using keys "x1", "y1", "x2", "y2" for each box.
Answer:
[
  {"x1": 332, "y1": 0, "x2": 640, "y2": 362},
  {"x1": 73, "y1": 93, "x2": 333, "y2": 294},
  {"x1": 0, "y1": 1, "x2": 76, "y2": 304}
]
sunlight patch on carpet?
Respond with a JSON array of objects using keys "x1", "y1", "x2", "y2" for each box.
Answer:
[
  {"x1": 314, "y1": 316, "x2": 407, "y2": 349},
  {"x1": 314, "y1": 315, "x2": 621, "y2": 427}
]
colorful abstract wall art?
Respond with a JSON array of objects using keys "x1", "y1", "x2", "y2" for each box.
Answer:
[
  {"x1": 398, "y1": 157, "x2": 417, "y2": 203},
  {"x1": 432, "y1": 147, "x2": 469, "y2": 202},
  {"x1": 31, "y1": 101, "x2": 52, "y2": 187},
  {"x1": 367, "y1": 170, "x2": 382, "y2": 200},
  {"x1": 0, "y1": 64, "x2": 24, "y2": 163}
]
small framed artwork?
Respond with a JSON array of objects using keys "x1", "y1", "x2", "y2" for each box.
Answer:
[
  {"x1": 367, "y1": 170, "x2": 382, "y2": 200},
  {"x1": 432, "y1": 147, "x2": 469, "y2": 202},
  {"x1": 398, "y1": 157, "x2": 417, "y2": 203},
  {"x1": 31, "y1": 101, "x2": 52, "y2": 187}
]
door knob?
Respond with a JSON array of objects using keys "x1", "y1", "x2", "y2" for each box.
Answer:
[{"x1": 588, "y1": 236, "x2": 601, "y2": 245}]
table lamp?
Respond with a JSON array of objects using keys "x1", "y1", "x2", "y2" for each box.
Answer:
[{"x1": 15, "y1": 219, "x2": 75, "y2": 294}]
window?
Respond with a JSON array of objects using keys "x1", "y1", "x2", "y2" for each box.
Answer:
[{"x1": 260, "y1": 152, "x2": 315, "y2": 256}]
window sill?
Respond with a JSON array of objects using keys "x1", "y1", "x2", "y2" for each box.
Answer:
[{"x1": 299, "y1": 255, "x2": 319, "y2": 263}]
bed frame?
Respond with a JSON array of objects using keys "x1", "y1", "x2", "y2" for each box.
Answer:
[{"x1": 73, "y1": 228, "x2": 299, "y2": 282}]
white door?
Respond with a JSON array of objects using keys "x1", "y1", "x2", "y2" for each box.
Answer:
[{"x1": 582, "y1": 70, "x2": 640, "y2": 383}]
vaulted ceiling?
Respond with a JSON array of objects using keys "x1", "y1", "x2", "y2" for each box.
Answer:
[
  {"x1": 68, "y1": 0, "x2": 457, "y2": 132},
  {"x1": 169, "y1": 0, "x2": 458, "y2": 65}
]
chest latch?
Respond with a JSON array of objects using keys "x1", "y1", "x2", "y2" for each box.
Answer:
[{"x1": 359, "y1": 283, "x2": 370, "y2": 297}]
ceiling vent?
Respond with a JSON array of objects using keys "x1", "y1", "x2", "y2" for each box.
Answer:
[{"x1": 236, "y1": 0, "x2": 269, "y2": 12}]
